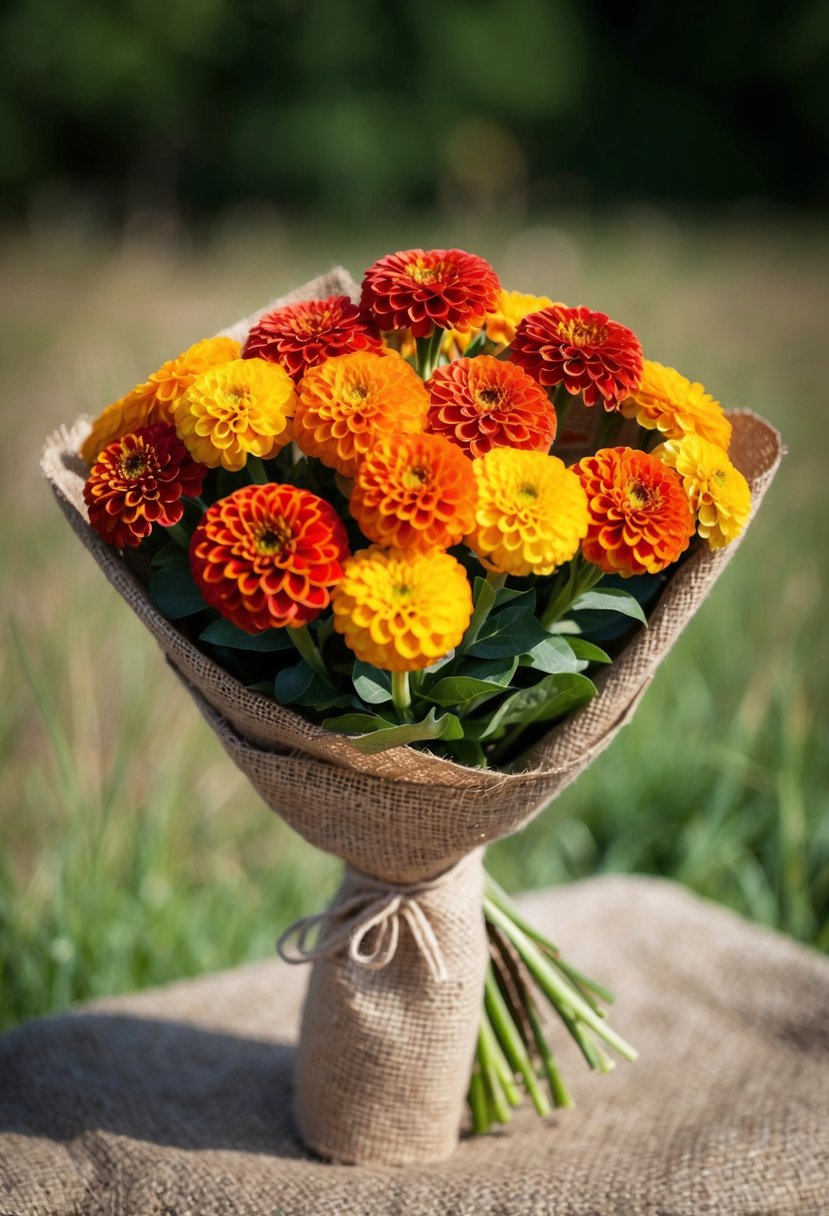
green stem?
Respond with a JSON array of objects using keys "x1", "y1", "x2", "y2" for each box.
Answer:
[
  {"x1": 483, "y1": 896, "x2": 638, "y2": 1063},
  {"x1": 184, "y1": 495, "x2": 208, "y2": 515},
  {"x1": 415, "y1": 327, "x2": 445, "y2": 379},
  {"x1": 391, "y1": 670, "x2": 413, "y2": 722},
  {"x1": 247, "y1": 455, "x2": 269, "y2": 485},
  {"x1": 484, "y1": 967, "x2": 551, "y2": 1117},
  {"x1": 463, "y1": 330, "x2": 490, "y2": 358},
  {"x1": 539, "y1": 554, "x2": 604, "y2": 629},
  {"x1": 468, "y1": 1067, "x2": 492, "y2": 1135},
  {"x1": 289, "y1": 624, "x2": 329, "y2": 683}
]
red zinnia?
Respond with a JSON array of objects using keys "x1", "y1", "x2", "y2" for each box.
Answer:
[
  {"x1": 426, "y1": 355, "x2": 557, "y2": 459},
  {"x1": 510, "y1": 304, "x2": 643, "y2": 411},
  {"x1": 360, "y1": 248, "x2": 501, "y2": 337},
  {"x1": 84, "y1": 424, "x2": 206, "y2": 548},
  {"x1": 242, "y1": 296, "x2": 382, "y2": 383},
  {"x1": 573, "y1": 446, "x2": 695, "y2": 577},
  {"x1": 189, "y1": 483, "x2": 350, "y2": 633}
]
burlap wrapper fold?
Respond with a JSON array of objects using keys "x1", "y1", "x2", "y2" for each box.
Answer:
[{"x1": 40, "y1": 268, "x2": 784, "y2": 1166}]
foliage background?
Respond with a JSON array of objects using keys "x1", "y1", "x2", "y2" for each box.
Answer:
[{"x1": 1, "y1": 1, "x2": 827, "y2": 1029}]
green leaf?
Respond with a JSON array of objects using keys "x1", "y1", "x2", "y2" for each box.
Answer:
[
  {"x1": 522, "y1": 634, "x2": 580, "y2": 674},
  {"x1": 352, "y1": 661, "x2": 393, "y2": 705},
  {"x1": 321, "y1": 707, "x2": 464, "y2": 753},
  {"x1": 425, "y1": 675, "x2": 512, "y2": 709},
  {"x1": 468, "y1": 603, "x2": 551, "y2": 658},
  {"x1": 150, "y1": 540, "x2": 188, "y2": 570},
  {"x1": 467, "y1": 673, "x2": 597, "y2": 740},
  {"x1": 450, "y1": 655, "x2": 518, "y2": 687},
  {"x1": 571, "y1": 588, "x2": 647, "y2": 625},
  {"x1": 566, "y1": 638, "x2": 611, "y2": 665},
  {"x1": 200, "y1": 619, "x2": 292, "y2": 652},
  {"x1": 148, "y1": 565, "x2": 205, "y2": 619},
  {"x1": 275, "y1": 660, "x2": 315, "y2": 704}
]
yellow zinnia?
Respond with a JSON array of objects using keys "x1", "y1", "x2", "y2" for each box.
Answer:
[
  {"x1": 655, "y1": 433, "x2": 751, "y2": 549},
  {"x1": 620, "y1": 360, "x2": 732, "y2": 448},
  {"x1": 174, "y1": 358, "x2": 296, "y2": 471},
  {"x1": 332, "y1": 546, "x2": 473, "y2": 672},
  {"x1": 467, "y1": 448, "x2": 588, "y2": 577},
  {"x1": 80, "y1": 336, "x2": 240, "y2": 463},
  {"x1": 485, "y1": 289, "x2": 555, "y2": 348}
]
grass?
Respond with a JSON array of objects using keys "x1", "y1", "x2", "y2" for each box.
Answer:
[{"x1": 2, "y1": 209, "x2": 828, "y2": 1031}]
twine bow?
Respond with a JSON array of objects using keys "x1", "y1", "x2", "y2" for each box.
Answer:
[{"x1": 276, "y1": 857, "x2": 477, "y2": 984}]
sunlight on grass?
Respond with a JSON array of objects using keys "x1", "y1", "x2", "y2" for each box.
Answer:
[{"x1": 2, "y1": 213, "x2": 827, "y2": 1030}]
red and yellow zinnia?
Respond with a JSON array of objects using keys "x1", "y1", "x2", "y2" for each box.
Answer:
[
  {"x1": 189, "y1": 483, "x2": 349, "y2": 633},
  {"x1": 332, "y1": 546, "x2": 473, "y2": 672},
  {"x1": 574, "y1": 446, "x2": 695, "y2": 576},
  {"x1": 360, "y1": 248, "x2": 501, "y2": 337},
  {"x1": 426, "y1": 355, "x2": 557, "y2": 459},
  {"x1": 84, "y1": 424, "x2": 206, "y2": 548},
  {"x1": 350, "y1": 432, "x2": 477, "y2": 552},
  {"x1": 510, "y1": 304, "x2": 643, "y2": 410},
  {"x1": 242, "y1": 295, "x2": 382, "y2": 383}
]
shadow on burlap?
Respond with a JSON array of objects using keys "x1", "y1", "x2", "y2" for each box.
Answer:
[{"x1": 2, "y1": 876, "x2": 828, "y2": 1215}]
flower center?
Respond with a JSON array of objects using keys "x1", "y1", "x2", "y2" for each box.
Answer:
[
  {"x1": 713, "y1": 468, "x2": 727, "y2": 487},
  {"x1": 476, "y1": 386, "x2": 504, "y2": 409},
  {"x1": 401, "y1": 465, "x2": 428, "y2": 490},
  {"x1": 346, "y1": 381, "x2": 369, "y2": 404},
  {"x1": 256, "y1": 518, "x2": 292, "y2": 554},
  {"x1": 120, "y1": 452, "x2": 149, "y2": 479},
  {"x1": 518, "y1": 482, "x2": 538, "y2": 500},
  {"x1": 558, "y1": 319, "x2": 607, "y2": 348},
  {"x1": 626, "y1": 480, "x2": 658, "y2": 509},
  {"x1": 407, "y1": 259, "x2": 448, "y2": 286}
]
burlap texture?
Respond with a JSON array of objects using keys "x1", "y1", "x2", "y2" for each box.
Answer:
[
  {"x1": 39, "y1": 271, "x2": 785, "y2": 1168},
  {"x1": 2, "y1": 876, "x2": 827, "y2": 1215},
  {"x1": 287, "y1": 851, "x2": 488, "y2": 1166}
]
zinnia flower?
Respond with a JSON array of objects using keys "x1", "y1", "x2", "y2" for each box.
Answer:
[
  {"x1": 80, "y1": 336, "x2": 241, "y2": 463},
  {"x1": 655, "y1": 434, "x2": 751, "y2": 550},
  {"x1": 510, "y1": 304, "x2": 643, "y2": 410},
  {"x1": 190, "y1": 483, "x2": 349, "y2": 633},
  {"x1": 426, "y1": 355, "x2": 557, "y2": 459},
  {"x1": 619, "y1": 360, "x2": 732, "y2": 448},
  {"x1": 467, "y1": 448, "x2": 588, "y2": 577},
  {"x1": 484, "y1": 290, "x2": 555, "y2": 347},
  {"x1": 332, "y1": 546, "x2": 473, "y2": 672},
  {"x1": 242, "y1": 295, "x2": 382, "y2": 383},
  {"x1": 574, "y1": 446, "x2": 695, "y2": 576},
  {"x1": 174, "y1": 358, "x2": 296, "y2": 471},
  {"x1": 294, "y1": 351, "x2": 429, "y2": 477},
  {"x1": 360, "y1": 248, "x2": 501, "y2": 337},
  {"x1": 84, "y1": 424, "x2": 206, "y2": 548},
  {"x1": 350, "y1": 432, "x2": 477, "y2": 552}
]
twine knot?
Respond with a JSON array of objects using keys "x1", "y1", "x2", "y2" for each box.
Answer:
[{"x1": 276, "y1": 857, "x2": 477, "y2": 984}]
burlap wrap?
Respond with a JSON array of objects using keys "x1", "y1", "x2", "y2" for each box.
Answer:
[{"x1": 40, "y1": 268, "x2": 784, "y2": 1166}]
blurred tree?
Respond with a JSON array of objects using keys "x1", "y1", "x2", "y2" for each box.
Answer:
[{"x1": 0, "y1": 0, "x2": 825, "y2": 222}]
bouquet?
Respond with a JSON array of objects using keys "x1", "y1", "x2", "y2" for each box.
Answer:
[{"x1": 42, "y1": 252, "x2": 782, "y2": 1166}]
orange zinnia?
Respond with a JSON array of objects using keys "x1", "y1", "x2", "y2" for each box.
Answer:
[
  {"x1": 574, "y1": 446, "x2": 695, "y2": 576},
  {"x1": 294, "y1": 351, "x2": 429, "y2": 477},
  {"x1": 426, "y1": 355, "x2": 557, "y2": 459},
  {"x1": 190, "y1": 483, "x2": 349, "y2": 633},
  {"x1": 350, "y1": 432, "x2": 477, "y2": 552},
  {"x1": 81, "y1": 336, "x2": 241, "y2": 463}
]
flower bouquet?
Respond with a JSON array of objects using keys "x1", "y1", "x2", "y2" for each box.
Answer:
[{"x1": 42, "y1": 251, "x2": 782, "y2": 1167}]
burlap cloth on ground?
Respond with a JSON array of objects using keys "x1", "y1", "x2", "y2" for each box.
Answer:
[
  {"x1": 2, "y1": 876, "x2": 827, "y2": 1215},
  {"x1": 39, "y1": 269, "x2": 785, "y2": 1167}
]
